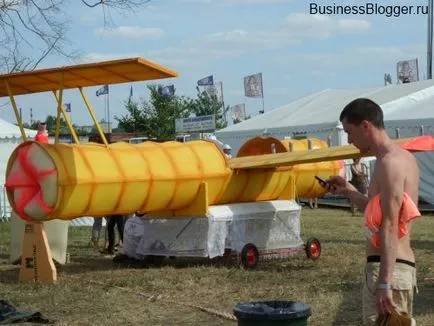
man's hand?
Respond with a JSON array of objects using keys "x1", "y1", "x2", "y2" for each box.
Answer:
[
  {"x1": 376, "y1": 288, "x2": 396, "y2": 315},
  {"x1": 326, "y1": 175, "x2": 356, "y2": 196}
]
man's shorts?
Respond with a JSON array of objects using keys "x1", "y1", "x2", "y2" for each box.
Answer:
[{"x1": 362, "y1": 255, "x2": 418, "y2": 325}]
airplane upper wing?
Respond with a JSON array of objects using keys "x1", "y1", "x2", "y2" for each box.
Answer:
[
  {"x1": 228, "y1": 136, "x2": 434, "y2": 170},
  {"x1": 0, "y1": 57, "x2": 178, "y2": 97}
]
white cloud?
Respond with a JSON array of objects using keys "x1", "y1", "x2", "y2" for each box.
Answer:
[
  {"x1": 79, "y1": 13, "x2": 99, "y2": 26},
  {"x1": 268, "y1": 88, "x2": 291, "y2": 95},
  {"x1": 338, "y1": 19, "x2": 371, "y2": 32},
  {"x1": 84, "y1": 13, "x2": 372, "y2": 71},
  {"x1": 93, "y1": 26, "x2": 164, "y2": 40},
  {"x1": 309, "y1": 70, "x2": 337, "y2": 77},
  {"x1": 81, "y1": 50, "x2": 193, "y2": 69},
  {"x1": 82, "y1": 14, "x2": 374, "y2": 71},
  {"x1": 285, "y1": 13, "x2": 371, "y2": 38},
  {"x1": 271, "y1": 43, "x2": 426, "y2": 79},
  {"x1": 80, "y1": 53, "x2": 142, "y2": 63},
  {"x1": 228, "y1": 89, "x2": 245, "y2": 96},
  {"x1": 191, "y1": 13, "x2": 370, "y2": 59},
  {"x1": 204, "y1": 28, "x2": 300, "y2": 52},
  {"x1": 82, "y1": 13, "x2": 375, "y2": 73}
]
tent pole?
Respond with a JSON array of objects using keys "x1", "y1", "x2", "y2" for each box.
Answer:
[{"x1": 428, "y1": 0, "x2": 433, "y2": 79}]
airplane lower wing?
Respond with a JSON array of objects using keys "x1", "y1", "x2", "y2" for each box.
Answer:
[{"x1": 228, "y1": 136, "x2": 434, "y2": 170}]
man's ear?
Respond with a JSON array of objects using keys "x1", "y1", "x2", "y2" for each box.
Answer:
[{"x1": 360, "y1": 120, "x2": 370, "y2": 130}]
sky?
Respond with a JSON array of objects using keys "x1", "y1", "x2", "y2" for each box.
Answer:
[{"x1": 0, "y1": 0, "x2": 430, "y2": 128}]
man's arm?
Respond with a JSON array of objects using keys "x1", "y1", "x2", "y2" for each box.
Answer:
[
  {"x1": 378, "y1": 158, "x2": 404, "y2": 284},
  {"x1": 326, "y1": 176, "x2": 369, "y2": 211},
  {"x1": 376, "y1": 158, "x2": 404, "y2": 314},
  {"x1": 345, "y1": 188, "x2": 369, "y2": 212}
]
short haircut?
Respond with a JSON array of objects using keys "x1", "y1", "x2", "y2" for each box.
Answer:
[{"x1": 340, "y1": 98, "x2": 385, "y2": 129}]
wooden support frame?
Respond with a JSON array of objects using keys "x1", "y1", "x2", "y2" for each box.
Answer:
[
  {"x1": 79, "y1": 87, "x2": 109, "y2": 147},
  {"x1": 4, "y1": 80, "x2": 27, "y2": 141},
  {"x1": 52, "y1": 91, "x2": 80, "y2": 144},
  {"x1": 19, "y1": 222, "x2": 57, "y2": 283}
]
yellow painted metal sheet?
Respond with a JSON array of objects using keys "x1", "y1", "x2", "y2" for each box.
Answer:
[
  {"x1": 5, "y1": 140, "x2": 295, "y2": 222},
  {"x1": 0, "y1": 57, "x2": 178, "y2": 97}
]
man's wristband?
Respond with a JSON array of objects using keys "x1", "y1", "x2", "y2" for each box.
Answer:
[{"x1": 377, "y1": 283, "x2": 392, "y2": 290}]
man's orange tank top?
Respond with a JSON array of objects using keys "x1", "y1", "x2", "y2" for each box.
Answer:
[{"x1": 364, "y1": 193, "x2": 421, "y2": 248}]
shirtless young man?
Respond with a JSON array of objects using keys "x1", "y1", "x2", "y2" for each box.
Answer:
[{"x1": 326, "y1": 98, "x2": 420, "y2": 325}]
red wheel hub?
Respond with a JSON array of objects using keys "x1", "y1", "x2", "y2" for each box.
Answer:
[
  {"x1": 310, "y1": 241, "x2": 320, "y2": 258},
  {"x1": 246, "y1": 248, "x2": 257, "y2": 265}
]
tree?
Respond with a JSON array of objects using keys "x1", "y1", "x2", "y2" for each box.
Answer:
[
  {"x1": 0, "y1": 0, "x2": 151, "y2": 73},
  {"x1": 192, "y1": 87, "x2": 228, "y2": 129},
  {"x1": 22, "y1": 115, "x2": 73, "y2": 135},
  {"x1": 233, "y1": 115, "x2": 251, "y2": 124},
  {"x1": 116, "y1": 84, "x2": 193, "y2": 140}
]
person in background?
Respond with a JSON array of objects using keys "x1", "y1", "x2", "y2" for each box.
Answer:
[
  {"x1": 349, "y1": 157, "x2": 369, "y2": 215},
  {"x1": 90, "y1": 217, "x2": 108, "y2": 250},
  {"x1": 308, "y1": 197, "x2": 318, "y2": 209},
  {"x1": 222, "y1": 144, "x2": 232, "y2": 158},
  {"x1": 35, "y1": 122, "x2": 49, "y2": 143},
  {"x1": 101, "y1": 214, "x2": 125, "y2": 255}
]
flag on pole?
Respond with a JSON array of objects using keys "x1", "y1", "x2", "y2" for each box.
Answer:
[
  {"x1": 244, "y1": 73, "x2": 263, "y2": 97},
  {"x1": 64, "y1": 103, "x2": 71, "y2": 113},
  {"x1": 231, "y1": 104, "x2": 246, "y2": 121},
  {"x1": 128, "y1": 86, "x2": 133, "y2": 104},
  {"x1": 396, "y1": 59, "x2": 419, "y2": 83},
  {"x1": 96, "y1": 85, "x2": 109, "y2": 97},
  {"x1": 158, "y1": 85, "x2": 175, "y2": 97},
  {"x1": 205, "y1": 81, "x2": 223, "y2": 103},
  {"x1": 197, "y1": 75, "x2": 214, "y2": 86}
]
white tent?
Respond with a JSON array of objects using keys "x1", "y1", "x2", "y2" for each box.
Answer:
[
  {"x1": 0, "y1": 119, "x2": 37, "y2": 218},
  {"x1": 216, "y1": 79, "x2": 434, "y2": 204},
  {"x1": 0, "y1": 123, "x2": 37, "y2": 176},
  {"x1": 217, "y1": 79, "x2": 434, "y2": 152}
]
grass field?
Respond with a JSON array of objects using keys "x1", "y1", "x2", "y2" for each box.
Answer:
[{"x1": 0, "y1": 207, "x2": 433, "y2": 325}]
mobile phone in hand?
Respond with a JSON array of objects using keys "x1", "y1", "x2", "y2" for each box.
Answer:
[{"x1": 315, "y1": 176, "x2": 328, "y2": 188}]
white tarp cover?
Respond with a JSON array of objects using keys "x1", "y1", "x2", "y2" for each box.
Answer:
[
  {"x1": 70, "y1": 216, "x2": 98, "y2": 227},
  {"x1": 121, "y1": 215, "x2": 147, "y2": 260},
  {"x1": 135, "y1": 200, "x2": 302, "y2": 259}
]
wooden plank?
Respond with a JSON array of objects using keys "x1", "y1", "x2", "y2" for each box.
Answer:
[{"x1": 228, "y1": 137, "x2": 425, "y2": 170}]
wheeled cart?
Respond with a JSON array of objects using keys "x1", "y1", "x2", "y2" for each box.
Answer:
[{"x1": 126, "y1": 200, "x2": 321, "y2": 269}]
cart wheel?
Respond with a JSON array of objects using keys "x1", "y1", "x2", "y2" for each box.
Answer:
[
  {"x1": 241, "y1": 243, "x2": 259, "y2": 269},
  {"x1": 305, "y1": 237, "x2": 321, "y2": 260}
]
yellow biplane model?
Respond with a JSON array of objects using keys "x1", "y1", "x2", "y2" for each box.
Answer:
[{"x1": 1, "y1": 57, "x2": 433, "y2": 282}]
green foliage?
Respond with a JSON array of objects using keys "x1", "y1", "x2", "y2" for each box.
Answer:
[
  {"x1": 191, "y1": 86, "x2": 228, "y2": 129},
  {"x1": 116, "y1": 84, "x2": 227, "y2": 140},
  {"x1": 23, "y1": 115, "x2": 82, "y2": 136}
]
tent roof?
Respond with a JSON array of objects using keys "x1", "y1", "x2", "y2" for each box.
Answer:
[
  {"x1": 0, "y1": 117, "x2": 37, "y2": 139},
  {"x1": 0, "y1": 57, "x2": 178, "y2": 97},
  {"x1": 218, "y1": 79, "x2": 434, "y2": 134}
]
